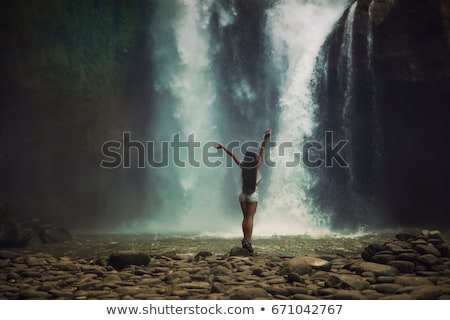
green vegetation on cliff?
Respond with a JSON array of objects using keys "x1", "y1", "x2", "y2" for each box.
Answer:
[{"x1": 1, "y1": 0, "x2": 142, "y2": 147}]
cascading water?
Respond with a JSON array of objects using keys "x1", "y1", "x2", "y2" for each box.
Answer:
[
  {"x1": 138, "y1": 0, "x2": 235, "y2": 235},
  {"x1": 257, "y1": 0, "x2": 350, "y2": 235},
  {"x1": 129, "y1": 0, "x2": 351, "y2": 236}
]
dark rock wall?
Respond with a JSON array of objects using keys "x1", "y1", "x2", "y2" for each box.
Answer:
[
  {"x1": 311, "y1": 0, "x2": 450, "y2": 230},
  {"x1": 0, "y1": 0, "x2": 151, "y2": 229}
]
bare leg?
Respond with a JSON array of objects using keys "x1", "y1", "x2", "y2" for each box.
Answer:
[
  {"x1": 240, "y1": 201, "x2": 248, "y2": 239},
  {"x1": 240, "y1": 201, "x2": 257, "y2": 242}
]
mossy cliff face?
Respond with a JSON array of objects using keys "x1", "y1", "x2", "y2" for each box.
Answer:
[
  {"x1": 312, "y1": 0, "x2": 450, "y2": 229},
  {"x1": 0, "y1": 0, "x2": 149, "y2": 227}
]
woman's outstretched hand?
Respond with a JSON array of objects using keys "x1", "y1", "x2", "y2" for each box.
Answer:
[{"x1": 264, "y1": 129, "x2": 272, "y2": 139}]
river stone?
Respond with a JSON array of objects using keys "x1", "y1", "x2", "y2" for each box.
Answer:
[
  {"x1": 395, "y1": 232, "x2": 417, "y2": 241},
  {"x1": 20, "y1": 290, "x2": 53, "y2": 299},
  {"x1": 394, "y1": 275, "x2": 433, "y2": 286},
  {"x1": 371, "y1": 283, "x2": 402, "y2": 294},
  {"x1": 357, "y1": 262, "x2": 399, "y2": 276},
  {"x1": 410, "y1": 239, "x2": 428, "y2": 246},
  {"x1": 383, "y1": 243, "x2": 406, "y2": 254},
  {"x1": 165, "y1": 270, "x2": 190, "y2": 282},
  {"x1": 286, "y1": 273, "x2": 305, "y2": 283},
  {"x1": 279, "y1": 262, "x2": 312, "y2": 276},
  {"x1": 388, "y1": 260, "x2": 415, "y2": 273},
  {"x1": 0, "y1": 250, "x2": 19, "y2": 259},
  {"x1": 230, "y1": 247, "x2": 251, "y2": 257},
  {"x1": 108, "y1": 250, "x2": 150, "y2": 270},
  {"x1": 284, "y1": 256, "x2": 332, "y2": 272},
  {"x1": 211, "y1": 282, "x2": 228, "y2": 294},
  {"x1": 328, "y1": 274, "x2": 370, "y2": 291},
  {"x1": 410, "y1": 285, "x2": 443, "y2": 299},
  {"x1": 38, "y1": 225, "x2": 73, "y2": 244},
  {"x1": 158, "y1": 251, "x2": 181, "y2": 260},
  {"x1": 376, "y1": 276, "x2": 395, "y2": 283},
  {"x1": 211, "y1": 265, "x2": 232, "y2": 276},
  {"x1": 361, "y1": 243, "x2": 384, "y2": 261},
  {"x1": 371, "y1": 253, "x2": 396, "y2": 264},
  {"x1": 415, "y1": 244, "x2": 441, "y2": 257},
  {"x1": 397, "y1": 252, "x2": 418, "y2": 262},
  {"x1": 332, "y1": 290, "x2": 366, "y2": 300},
  {"x1": 417, "y1": 254, "x2": 443, "y2": 266},
  {"x1": 428, "y1": 230, "x2": 443, "y2": 240},
  {"x1": 229, "y1": 287, "x2": 269, "y2": 300},
  {"x1": 391, "y1": 240, "x2": 413, "y2": 249}
]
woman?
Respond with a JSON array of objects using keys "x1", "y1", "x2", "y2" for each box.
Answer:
[{"x1": 216, "y1": 129, "x2": 272, "y2": 254}]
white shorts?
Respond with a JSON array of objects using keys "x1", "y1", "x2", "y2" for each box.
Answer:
[{"x1": 239, "y1": 190, "x2": 258, "y2": 203}]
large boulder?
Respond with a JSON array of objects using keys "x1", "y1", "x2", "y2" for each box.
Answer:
[
  {"x1": 0, "y1": 208, "x2": 31, "y2": 248},
  {"x1": 279, "y1": 255, "x2": 332, "y2": 276}
]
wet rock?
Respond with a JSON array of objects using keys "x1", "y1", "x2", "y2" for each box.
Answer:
[
  {"x1": 230, "y1": 247, "x2": 251, "y2": 257},
  {"x1": 410, "y1": 285, "x2": 443, "y2": 299},
  {"x1": 165, "y1": 270, "x2": 190, "y2": 283},
  {"x1": 371, "y1": 283, "x2": 402, "y2": 294},
  {"x1": 327, "y1": 274, "x2": 370, "y2": 291},
  {"x1": 395, "y1": 232, "x2": 417, "y2": 241},
  {"x1": 38, "y1": 224, "x2": 73, "y2": 244},
  {"x1": 371, "y1": 253, "x2": 396, "y2": 264},
  {"x1": 211, "y1": 282, "x2": 228, "y2": 294},
  {"x1": 356, "y1": 262, "x2": 399, "y2": 277},
  {"x1": 383, "y1": 243, "x2": 406, "y2": 254},
  {"x1": 397, "y1": 253, "x2": 418, "y2": 262},
  {"x1": 0, "y1": 213, "x2": 29, "y2": 248},
  {"x1": 332, "y1": 290, "x2": 366, "y2": 300},
  {"x1": 158, "y1": 251, "x2": 181, "y2": 260},
  {"x1": 194, "y1": 251, "x2": 213, "y2": 260},
  {"x1": 361, "y1": 243, "x2": 384, "y2": 261},
  {"x1": 211, "y1": 265, "x2": 232, "y2": 276},
  {"x1": 415, "y1": 244, "x2": 441, "y2": 257},
  {"x1": 428, "y1": 230, "x2": 443, "y2": 241},
  {"x1": 376, "y1": 276, "x2": 395, "y2": 283},
  {"x1": 0, "y1": 250, "x2": 19, "y2": 259},
  {"x1": 394, "y1": 275, "x2": 433, "y2": 287},
  {"x1": 279, "y1": 261, "x2": 312, "y2": 276},
  {"x1": 286, "y1": 273, "x2": 305, "y2": 284},
  {"x1": 388, "y1": 260, "x2": 415, "y2": 273},
  {"x1": 19, "y1": 289, "x2": 53, "y2": 299},
  {"x1": 108, "y1": 250, "x2": 150, "y2": 270},
  {"x1": 417, "y1": 254, "x2": 443, "y2": 266},
  {"x1": 229, "y1": 287, "x2": 269, "y2": 300},
  {"x1": 281, "y1": 256, "x2": 332, "y2": 274}
]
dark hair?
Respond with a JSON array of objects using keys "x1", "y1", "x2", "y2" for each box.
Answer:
[{"x1": 241, "y1": 151, "x2": 259, "y2": 195}]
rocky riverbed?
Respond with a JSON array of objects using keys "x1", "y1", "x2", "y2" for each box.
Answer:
[{"x1": 0, "y1": 230, "x2": 449, "y2": 300}]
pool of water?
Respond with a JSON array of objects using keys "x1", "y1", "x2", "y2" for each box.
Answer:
[{"x1": 11, "y1": 229, "x2": 449, "y2": 260}]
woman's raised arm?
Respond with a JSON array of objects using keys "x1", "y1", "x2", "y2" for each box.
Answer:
[
  {"x1": 216, "y1": 143, "x2": 242, "y2": 166},
  {"x1": 258, "y1": 129, "x2": 272, "y2": 168}
]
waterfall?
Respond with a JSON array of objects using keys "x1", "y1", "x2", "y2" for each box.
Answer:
[
  {"x1": 128, "y1": 0, "x2": 351, "y2": 236},
  {"x1": 140, "y1": 0, "x2": 235, "y2": 235},
  {"x1": 257, "y1": 0, "x2": 349, "y2": 235}
]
